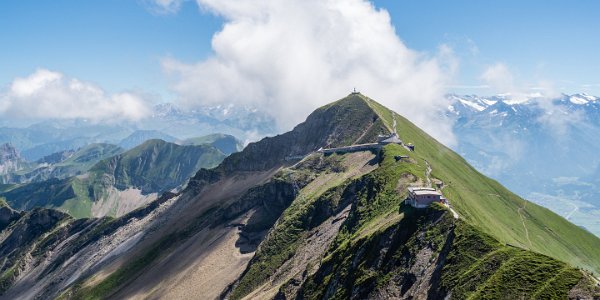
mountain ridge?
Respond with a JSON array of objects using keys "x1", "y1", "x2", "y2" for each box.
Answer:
[
  {"x1": 0, "y1": 139, "x2": 226, "y2": 218},
  {"x1": 0, "y1": 93, "x2": 598, "y2": 299}
]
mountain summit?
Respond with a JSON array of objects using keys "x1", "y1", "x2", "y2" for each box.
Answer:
[
  {"x1": 207, "y1": 92, "x2": 392, "y2": 173},
  {"x1": 0, "y1": 93, "x2": 599, "y2": 299}
]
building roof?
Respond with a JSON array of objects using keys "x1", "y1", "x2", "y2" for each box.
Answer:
[
  {"x1": 412, "y1": 190, "x2": 442, "y2": 196},
  {"x1": 408, "y1": 187, "x2": 436, "y2": 192},
  {"x1": 408, "y1": 187, "x2": 441, "y2": 196}
]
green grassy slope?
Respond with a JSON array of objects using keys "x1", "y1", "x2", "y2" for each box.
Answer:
[
  {"x1": 233, "y1": 142, "x2": 598, "y2": 299},
  {"x1": 1, "y1": 140, "x2": 227, "y2": 218},
  {"x1": 56, "y1": 143, "x2": 124, "y2": 172},
  {"x1": 91, "y1": 139, "x2": 225, "y2": 194},
  {"x1": 297, "y1": 203, "x2": 591, "y2": 300},
  {"x1": 360, "y1": 94, "x2": 600, "y2": 274},
  {"x1": 227, "y1": 94, "x2": 600, "y2": 299},
  {"x1": 8, "y1": 143, "x2": 123, "y2": 183},
  {"x1": 182, "y1": 133, "x2": 244, "y2": 155},
  {"x1": 0, "y1": 177, "x2": 95, "y2": 218}
]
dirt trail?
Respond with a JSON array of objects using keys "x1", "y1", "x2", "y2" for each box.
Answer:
[
  {"x1": 446, "y1": 205, "x2": 459, "y2": 219},
  {"x1": 517, "y1": 202, "x2": 533, "y2": 249},
  {"x1": 424, "y1": 161, "x2": 459, "y2": 220},
  {"x1": 352, "y1": 121, "x2": 375, "y2": 144},
  {"x1": 424, "y1": 160, "x2": 432, "y2": 188}
]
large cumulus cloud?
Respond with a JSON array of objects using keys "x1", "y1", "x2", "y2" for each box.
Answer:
[
  {"x1": 163, "y1": 0, "x2": 457, "y2": 145},
  {"x1": 0, "y1": 69, "x2": 150, "y2": 123}
]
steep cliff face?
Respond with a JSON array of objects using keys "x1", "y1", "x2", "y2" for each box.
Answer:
[
  {"x1": 205, "y1": 93, "x2": 388, "y2": 174},
  {"x1": 0, "y1": 200, "x2": 21, "y2": 231},
  {"x1": 0, "y1": 207, "x2": 71, "y2": 294},
  {"x1": 226, "y1": 143, "x2": 600, "y2": 300},
  {"x1": 288, "y1": 206, "x2": 597, "y2": 300}
]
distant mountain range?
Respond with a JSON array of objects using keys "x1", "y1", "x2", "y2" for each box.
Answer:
[
  {"x1": 0, "y1": 103, "x2": 275, "y2": 161},
  {"x1": 446, "y1": 93, "x2": 600, "y2": 236}
]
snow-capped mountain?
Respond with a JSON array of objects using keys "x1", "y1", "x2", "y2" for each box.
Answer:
[
  {"x1": 446, "y1": 93, "x2": 600, "y2": 236},
  {"x1": 448, "y1": 93, "x2": 600, "y2": 117},
  {"x1": 144, "y1": 103, "x2": 277, "y2": 141}
]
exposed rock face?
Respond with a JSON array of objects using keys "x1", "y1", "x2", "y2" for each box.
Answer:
[
  {"x1": 0, "y1": 202, "x2": 21, "y2": 231},
  {"x1": 0, "y1": 207, "x2": 70, "y2": 294},
  {"x1": 0, "y1": 143, "x2": 29, "y2": 177},
  {"x1": 35, "y1": 149, "x2": 76, "y2": 165},
  {"x1": 289, "y1": 206, "x2": 452, "y2": 299},
  {"x1": 219, "y1": 94, "x2": 387, "y2": 173},
  {"x1": 0, "y1": 144, "x2": 21, "y2": 163},
  {"x1": 187, "y1": 94, "x2": 389, "y2": 190},
  {"x1": 0, "y1": 209, "x2": 69, "y2": 257}
]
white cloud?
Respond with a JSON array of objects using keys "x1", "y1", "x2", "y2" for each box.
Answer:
[
  {"x1": 480, "y1": 63, "x2": 582, "y2": 135},
  {"x1": 446, "y1": 84, "x2": 490, "y2": 89},
  {"x1": 481, "y1": 63, "x2": 515, "y2": 94},
  {"x1": 143, "y1": 0, "x2": 185, "y2": 14},
  {"x1": 0, "y1": 69, "x2": 151, "y2": 122},
  {"x1": 480, "y1": 63, "x2": 561, "y2": 102},
  {"x1": 163, "y1": 0, "x2": 457, "y2": 146}
]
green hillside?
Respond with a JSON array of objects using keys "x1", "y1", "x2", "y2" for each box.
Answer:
[
  {"x1": 228, "y1": 94, "x2": 600, "y2": 299},
  {"x1": 91, "y1": 139, "x2": 225, "y2": 194},
  {"x1": 182, "y1": 133, "x2": 244, "y2": 155},
  {"x1": 56, "y1": 143, "x2": 124, "y2": 172},
  {"x1": 361, "y1": 94, "x2": 600, "y2": 274},
  {"x1": 4, "y1": 143, "x2": 124, "y2": 184},
  {"x1": 1, "y1": 140, "x2": 226, "y2": 218}
]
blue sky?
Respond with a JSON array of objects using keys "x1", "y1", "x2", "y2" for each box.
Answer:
[
  {"x1": 378, "y1": 0, "x2": 600, "y2": 95},
  {"x1": 1, "y1": 0, "x2": 599, "y2": 113},
  {"x1": 0, "y1": 0, "x2": 220, "y2": 97}
]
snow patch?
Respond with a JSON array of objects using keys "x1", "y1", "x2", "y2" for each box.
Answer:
[{"x1": 459, "y1": 99, "x2": 486, "y2": 111}]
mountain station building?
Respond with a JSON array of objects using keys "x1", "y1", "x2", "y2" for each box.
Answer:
[{"x1": 406, "y1": 187, "x2": 447, "y2": 208}]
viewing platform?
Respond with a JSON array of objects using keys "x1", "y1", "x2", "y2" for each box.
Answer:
[{"x1": 318, "y1": 133, "x2": 402, "y2": 154}]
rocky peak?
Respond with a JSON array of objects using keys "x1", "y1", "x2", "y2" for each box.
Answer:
[
  {"x1": 0, "y1": 200, "x2": 22, "y2": 231},
  {"x1": 207, "y1": 93, "x2": 390, "y2": 174},
  {"x1": 0, "y1": 143, "x2": 22, "y2": 163}
]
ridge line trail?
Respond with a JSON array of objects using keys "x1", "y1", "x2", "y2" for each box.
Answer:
[
  {"x1": 424, "y1": 160, "x2": 432, "y2": 188},
  {"x1": 517, "y1": 201, "x2": 533, "y2": 249},
  {"x1": 489, "y1": 193, "x2": 533, "y2": 249},
  {"x1": 426, "y1": 160, "x2": 459, "y2": 219},
  {"x1": 352, "y1": 121, "x2": 375, "y2": 145}
]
